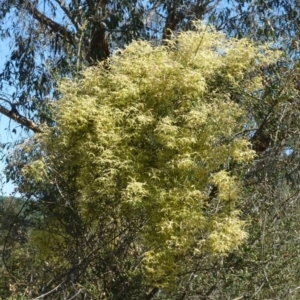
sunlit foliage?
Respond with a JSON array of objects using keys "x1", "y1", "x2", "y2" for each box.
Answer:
[{"x1": 7, "y1": 24, "x2": 280, "y2": 297}]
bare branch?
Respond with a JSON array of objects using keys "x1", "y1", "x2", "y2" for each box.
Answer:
[
  {"x1": 53, "y1": 0, "x2": 80, "y2": 31},
  {"x1": 145, "y1": 287, "x2": 159, "y2": 300},
  {"x1": 86, "y1": 0, "x2": 95, "y2": 10},
  {"x1": 19, "y1": 0, "x2": 77, "y2": 47},
  {"x1": 32, "y1": 283, "x2": 63, "y2": 300},
  {"x1": 0, "y1": 102, "x2": 42, "y2": 133}
]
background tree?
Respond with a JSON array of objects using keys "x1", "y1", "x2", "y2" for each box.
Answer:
[
  {"x1": 0, "y1": 0, "x2": 221, "y2": 129},
  {"x1": 0, "y1": 0, "x2": 299, "y2": 130}
]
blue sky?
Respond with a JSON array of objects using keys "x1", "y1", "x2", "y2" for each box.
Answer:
[
  {"x1": 0, "y1": 39, "x2": 22, "y2": 196},
  {"x1": 0, "y1": 116, "x2": 19, "y2": 196}
]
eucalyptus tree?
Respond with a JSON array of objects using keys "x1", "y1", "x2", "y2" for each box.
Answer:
[
  {"x1": 0, "y1": 0, "x2": 299, "y2": 130},
  {"x1": 0, "y1": 0, "x2": 221, "y2": 129}
]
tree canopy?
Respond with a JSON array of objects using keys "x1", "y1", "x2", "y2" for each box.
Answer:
[
  {"x1": 2, "y1": 1, "x2": 300, "y2": 299},
  {"x1": 2, "y1": 24, "x2": 280, "y2": 299},
  {"x1": 0, "y1": 0, "x2": 300, "y2": 130}
]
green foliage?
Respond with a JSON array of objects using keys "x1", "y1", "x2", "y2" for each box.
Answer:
[
  {"x1": 2, "y1": 0, "x2": 300, "y2": 299},
  {"x1": 6, "y1": 24, "x2": 281, "y2": 298},
  {"x1": 1, "y1": 0, "x2": 299, "y2": 128},
  {"x1": 1, "y1": 0, "x2": 300, "y2": 298}
]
